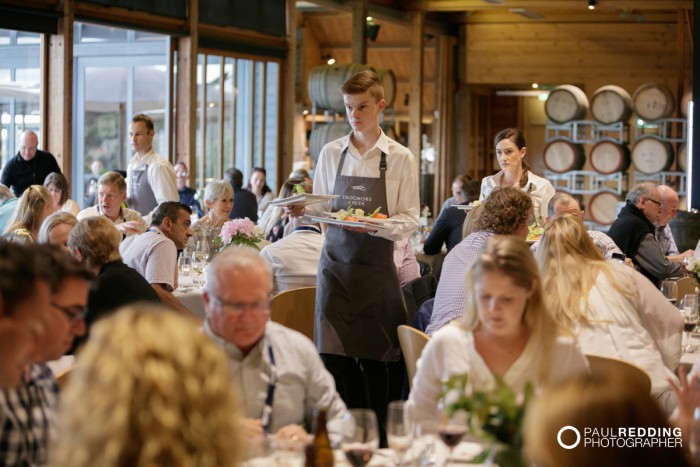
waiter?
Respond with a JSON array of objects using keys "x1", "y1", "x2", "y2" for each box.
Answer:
[{"x1": 288, "y1": 70, "x2": 419, "y2": 439}]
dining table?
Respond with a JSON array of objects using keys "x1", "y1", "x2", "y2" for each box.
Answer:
[{"x1": 173, "y1": 273, "x2": 206, "y2": 320}]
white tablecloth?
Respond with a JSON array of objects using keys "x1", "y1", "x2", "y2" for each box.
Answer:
[{"x1": 174, "y1": 274, "x2": 205, "y2": 319}]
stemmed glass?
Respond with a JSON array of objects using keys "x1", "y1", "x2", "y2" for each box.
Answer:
[
  {"x1": 437, "y1": 400, "x2": 467, "y2": 466},
  {"x1": 341, "y1": 409, "x2": 379, "y2": 467},
  {"x1": 191, "y1": 240, "x2": 209, "y2": 287},
  {"x1": 660, "y1": 280, "x2": 679, "y2": 307},
  {"x1": 386, "y1": 401, "x2": 413, "y2": 465},
  {"x1": 680, "y1": 294, "x2": 698, "y2": 353}
]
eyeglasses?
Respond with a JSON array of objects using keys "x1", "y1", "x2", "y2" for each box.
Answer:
[
  {"x1": 646, "y1": 198, "x2": 662, "y2": 206},
  {"x1": 207, "y1": 291, "x2": 269, "y2": 314},
  {"x1": 52, "y1": 302, "x2": 88, "y2": 324}
]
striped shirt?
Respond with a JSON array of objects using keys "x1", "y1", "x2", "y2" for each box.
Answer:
[{"x1": 426, "y1": 230, "x2": 494, "y2": 336}]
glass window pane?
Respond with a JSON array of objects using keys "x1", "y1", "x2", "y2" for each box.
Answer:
[
  {"x1": 253, "y1": 61, "x2": 264, "y2": 169},
  {"x1": 236, "y1": 59, "x2": 253, "y2": 178},
  {"x1": 79, "y1": 23, "x2": 128, "y2": 43},
  {"x1": 265, "y1": 62, "x2": 279, "y2": 189},
  {"x1": 223, "y1": 58, "x2": 235, "y2": 171},
  {"x1": 16, "y1": 32, "x2": 40, "y2": 45},
  {"x1": 0, "y1": 30, "x2": 10, "y2": 45},
  {"x1": 133, "y1": 65, "x2": 167, "y2": 158},
  {"x1": 195, "y1": 54, "x2": 205, "y2": 189},
  {"x1": 205, "y1": 55, "x2": 221, "y2": 180}
]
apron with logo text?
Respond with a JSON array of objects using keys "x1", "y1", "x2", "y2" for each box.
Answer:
[{"x1": 315, "y1": 148, "x2": 406, "y2": 362}]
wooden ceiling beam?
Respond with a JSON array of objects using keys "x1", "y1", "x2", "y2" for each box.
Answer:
[
  {"x1": 465, "y1": 10, "x2": 680, "y2": 23},
  {"x1": 427, "y1": 0, "x2": 692, "y2": 12}
]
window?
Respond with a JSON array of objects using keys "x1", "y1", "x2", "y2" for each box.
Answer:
[{"x1": 0, "y1": 29, "x2": 41, "y2": 168}]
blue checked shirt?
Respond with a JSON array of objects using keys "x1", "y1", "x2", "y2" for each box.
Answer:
[{"x1": 0, "y1": 364, "x2": 59, "y2": 467}]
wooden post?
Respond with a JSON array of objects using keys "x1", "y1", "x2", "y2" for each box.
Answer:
[
  {"x1": 46, "y1": 0, "x2": 74, "y2": 185},
  {"x1": 351, "y1": 0, "x2": 368, "y2": 65},
  {"x1": 408, "y1": 7, "x2": 424, "y2": 172},
  {"x1": 434, "y1": 34, "x2": 455, "y2": 216},
  {"x1": 280, "y1": 0, "x2": 298, "y2": 184},
  {"x1": 176, "y1": 0, "x2": 198, "y2": 188}
]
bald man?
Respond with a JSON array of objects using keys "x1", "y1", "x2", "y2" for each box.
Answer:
[
  {"x1": 0, "y1": 131, "x2": 61, "y2": 197},
  {"x1": 656, "y1": 185, "x2": 694, "y2": 262}
]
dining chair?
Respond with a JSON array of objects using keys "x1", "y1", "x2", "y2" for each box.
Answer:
[
  {"x1": 269, "y1": 286, "x2": 316, "y2": 341},
  {"x1": 397, "y1": 324, "x2": 430, "y2": 389},
  {"x1": 676, "y1": 276, "x2": 698, "y2": 300},
  {"x1": 585, "y1": 354, "x2": 652, "y2": 395}
]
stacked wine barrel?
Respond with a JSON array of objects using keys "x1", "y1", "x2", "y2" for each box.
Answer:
[
  {"x1": 544, "y1": 82, "x2": 687, "y2": 226},
  {"x1": 307, "y1": 63, "x2": 397, "y2": 162}
]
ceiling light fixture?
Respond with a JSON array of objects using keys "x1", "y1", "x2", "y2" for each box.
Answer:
[
  {"x1": 588, "y1": 0, "x2": 596, "y2": 10},
  {"x1": 321, "y1": 54, "x2": 335, "y2": 65}
]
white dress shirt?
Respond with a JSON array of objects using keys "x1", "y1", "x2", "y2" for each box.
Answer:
[
  {"x1": 259, "y1": 226, "x2": 325, "y2": 295},
  {"x1": 126, "y1": 148, "x2": 179, "y2": 207},
  {"x1": 306, "y1": 129, "x2": 420, "y2": 242},
  {"x1": 76, "y1": 205, "x2": 147, "y2": 236},
  {"x1": 479, "y1": 171, "x2": 555, "y2": 226}
]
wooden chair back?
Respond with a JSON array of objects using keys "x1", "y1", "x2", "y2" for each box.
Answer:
[
  {"x1": 676, "y1": 276, "x2": 697, "y2": 301},
  {"x1": 55, "y1": 364, "x2": 78, "y2": 389},
  {"x1": 269, "y1": 286, "x2": 316, "y2": 341},
  {"x1": 397, "y1": 324, "x2": 430, "y2": 388},
  {"x1": 585, "y1": 354, "x2": 652, "y2": 395}
]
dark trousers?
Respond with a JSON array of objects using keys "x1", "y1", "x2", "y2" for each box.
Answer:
[{"x1": 321, "y1": 354, "x2": 389, "y2": 447}]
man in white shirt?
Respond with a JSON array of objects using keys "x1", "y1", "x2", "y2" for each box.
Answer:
[
  {"x1": 76, "y1": 171, "x2": 146, "y2": 236},
  {"x1": 656, "y1": 185, "x2": 694, "y2": 262},
  {"x1": 126, "y1": 114, "x2": 178, "y2": 217},
  {"x1": 203, "y1": 247, "x2": 347, "y2": 446},
  {"x1": 120, "y1": 201, "x2": 195, "y2": 318},
  {"x1": 259, "y1": 218, "x2": 324, "y2": 295}
]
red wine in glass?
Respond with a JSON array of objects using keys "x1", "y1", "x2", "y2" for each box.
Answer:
[
  {"x1": 439, "y1": 425, "x2": 466, "y2": 448},
  {"x1": 685, "y1": 322, "x2": 696, "y2": 333},
  {"x1": 343, "y1": 446, "x2": 374, "y2": 467}
]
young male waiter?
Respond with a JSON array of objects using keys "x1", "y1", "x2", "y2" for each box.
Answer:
[{"x1": 287, "y1": 70, "x2": 419, "y2": 439}]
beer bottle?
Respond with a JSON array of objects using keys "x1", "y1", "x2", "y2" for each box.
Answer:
[{"x1": 305, "y1": 408, "x2": 334, "y2": 467}]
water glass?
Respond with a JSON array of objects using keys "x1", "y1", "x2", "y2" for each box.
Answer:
[
  {"x1": 413, "y1": 420, "x2": 438, "y2": 466},
  {"x1": 178, "y1": 255, "x2": 191, "y2": 277},
  {"x1": 387, "y1": 401, "x2": 412, "y2": 465},
  {"x1": 660, "y1": 280, "x2": 678, "y2": 307}
]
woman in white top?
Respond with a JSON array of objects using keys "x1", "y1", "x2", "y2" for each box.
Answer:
[
  {"x1": 406, "y1": 236, "x2": 588, "y2": 424},
  {"x1": 195, "y1": 180, "x2": 234, "y2": 229},
  {"x1": 535, "y1": 215, "x2": 682, "y2": 415},
  {"x1": 479, "y1": 128, "x2": 554, "y2": 226}
]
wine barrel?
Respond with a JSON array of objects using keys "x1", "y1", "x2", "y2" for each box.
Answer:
[
  {"x1": 681, "y1": 90, "x2": 692, "y2": 117},
  {"x1": 588, "y1": 192, "x2": 622, "y2": 225},
  {"x1": 670, "y1": 210, "x2": 700, "y2": 253},
  {"x1": 543, "y1": 140, "x2": 585, "y2": 173},
  {"x1": 590, "y1": 85, "x2": 633, "y2": 124},
  {"x1": 678, "y1": 143, "x2": 688, "y2": 172},
  {"x1": 545, "y1": 85, "x2": 589, "y2": 123},
  {"x1": 631, "y1": 137, "x2": 674, "y2": 174},
  {"x1": 308, "y1": 122, "x2": 396, "y2": 163},
  {"x1": 590, "y1": 141, "x2": 630, "y2": 174},
  {"x1": 632, "y1": 83, "x2": 675, "y2": 121},
  {"x1": 308, "y1": 122, "x2": 352, "y2": 162},
  {"x1": 308, "y1": 63, "x2": 396, "y2": 112}
]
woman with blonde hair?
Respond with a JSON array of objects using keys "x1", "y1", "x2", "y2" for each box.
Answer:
[
  {"x1": 38, "y1": 211, "x2": 78, "y2": 251},
  {"x1": 535, "y1": 215, "x2": 682, "y2": 415},
  {"x1": 524, "y1": 372, "x2": 689, "y2": 467},
  {"x1": 52, "y1": 305, "x2": 241, "y2": 467},
  {"x1": 406, "y1": 236, "x2": 588, "y2": 424},
  {"x1": 2, "y1": 184, "x2": 53, "y2": 243}
]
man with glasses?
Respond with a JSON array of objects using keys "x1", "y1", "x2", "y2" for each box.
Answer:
[
  {"x1": 655, "y1": 185, "x2": 694, "y2": 263},
  {"x1": 202, "y1": 247, "x2": 347, "y2": 447},
  {"x1": 77, "y1": 171, "x2": 146, "y2": 237},
  {"x1": 608, "y1": 182, "x2": 685, "y2": 286},
  {"x1": 0, "y1": 246, "x2": 91, "y2": 466}
]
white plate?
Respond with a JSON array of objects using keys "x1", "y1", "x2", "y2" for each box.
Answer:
[
  {"x1": 304, "y1": 215, "x2": 389, "y2": 231},
  {"x1": 454, "y1": 204, "x2": 478, "y2": 211},
  {"x1": 323, "y1": 212, "x2": 409, "y2": 225},
  {"x1": 268, "y1": 193, "x2": 339, "y2": 207}
]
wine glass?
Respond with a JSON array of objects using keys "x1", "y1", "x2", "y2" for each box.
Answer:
[
  {"x1": 437, "y1": 401, "x2": 467, "y2": 466},
  {"x1": 191, "y1": 241, "x2": 209, "y2": 287},
  {"x1": 660, "y1": 280, "x2": 679, "y2": 307},
  {"x1": 414, "y1": 420, "x2": 438, "y2": 466},
  {"x1": 342, "y1": 409, "x2": 379, "y2": 467},
  {"x1": 680, "y1": 294, "x2": 698, "y2": 353},
  {"x1": 386, "y1": 401, "x2": 412, "y2": 465}
]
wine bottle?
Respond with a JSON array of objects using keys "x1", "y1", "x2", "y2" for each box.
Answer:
[{"x1": 305, "y1": 408, "x2": 334, "y2": 467}]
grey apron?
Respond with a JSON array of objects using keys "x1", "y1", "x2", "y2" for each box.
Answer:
[
  {"x1": 315, "y1": 148, "x2": 407, "y2": 362},
  {"x1": 128, "y1": 163, "x2": 158, "y2": 215}
]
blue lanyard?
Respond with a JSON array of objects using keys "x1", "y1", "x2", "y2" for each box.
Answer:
[{"x1": 260, "y1": 340, "x2": 277, "y2": 436}]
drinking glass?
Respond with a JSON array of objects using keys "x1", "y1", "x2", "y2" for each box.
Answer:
[
  {"x1": 341, "y1": 409, "x2": 379, "y2": 467},
  {"x1": 413, "y1": 420, "x2": 438, "y2": 466},
  {"x1": 178, "y1": 255, "x2": 191, "y2": 277},
  {"x1": 660, "y1": 280, "x2": 679, "y2": 307},
  {"x1": 680, "y1": 294, "x2": 698, "y2": 353},
  {"x1": 437, "y1": 401, "x2": 467, "y2": 466},
  {"x1": 387, "y1": 401, "x2": 412, "y2": 465},
  {"x1": 191, "y1": 241, "x2": 209, "y2": 287}
]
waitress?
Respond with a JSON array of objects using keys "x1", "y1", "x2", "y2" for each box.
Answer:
[
  {"x1": 480, "y1": 128, "x2": 555, "y2": 226},
  {"x1": 288, "y1": 70, "x2": 419, "y2": 439}
]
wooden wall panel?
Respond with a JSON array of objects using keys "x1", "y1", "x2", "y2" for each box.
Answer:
[{"x1": 466, "y1": 22, "x2": 686, "y2": 91}]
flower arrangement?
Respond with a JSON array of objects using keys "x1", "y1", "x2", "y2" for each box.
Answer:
[
  {"x1": 440, "y1": 374, "x2": 533, "y2": 467},
  {"x1": 218, "y1": 218, "x2": 264, "y2": 250},
  {"x1": 686, "y1": 256, "x2": 700, "y2": 285}
]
